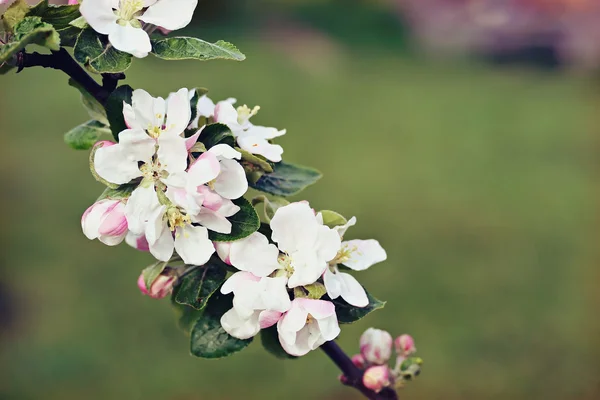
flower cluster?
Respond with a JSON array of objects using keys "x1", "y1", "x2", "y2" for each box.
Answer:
[{"x1": 344, "y1": 328, "x2": 422, "y2": 393}]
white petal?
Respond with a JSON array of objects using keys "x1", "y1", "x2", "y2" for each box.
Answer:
[
  {"x1": 139, "y1": 0, "x2": 198, "y2": 30},
  {"x1": 278, "y1": 299, "x2": 308, "y2": 334},
  {"x1": 174, "y1": 225, "x2": 215, "y2": 265},
  {"x1": 314, "y1": 225, "x2": 342, "y2": 264},
  {"x1": 187, "y1": 152, "x2": 220, "y2": 187},
  {"x1": 131, "y1": 89, "x2": 164, "y2": 130},
  {"x1": 94, "y1": 142, "x2": 142, "y2": 185},
  {"x1": 80, "y1": 0, "x2": 118, "y2": 35},
  {"x1": 125, "y1": 231, "x2": 150, "y2": 252},
  {"x1": 125, "y1": 185, "x2": 160, "y2": 235},
  {"x1": 296, "y1": 298, "x2": 336, "y2": 320},
  {"x1": 316, "y1": 313, "x2": 340, "y2": 342},
  {"x1": 209, "y1": 144, "x2": 241, "y2": 160},
  {"x1": 237, "y1": 136, "x2": 283, "y2": 163},
  {"x1": 342, "y1": 239, "x2": 387, "y2": 271},
  {"x1": 323, "y1": 268, "x2": 343, "y2": 300},
  {"x1": 164, "y1": 88, "x2": 191, "y2": 136},
  {"x1": 259, "y1": 310, "x2": 283, "y2": 329},
  {"x1": 81, "y1": 200, "x2": 114, "y2": 240},
  {"x1": 260, "y1": 276, "x2": 291, "y2": 312},
  {"x1": 337, "y1": 272, "x2": 368, "y2": 307},
  {"x1": 185, "y1": 126, "x2": 204, "y2": 150},
  {"x1": 122, "y1": 103, "x2": 141, "y2": 130},
  {"x1": 278, "y1": 324, "x2": 310, "y2": 357},
  {"x1": 196, "y1": 95, "x2": 215, "y2": 118},
  {"x1": 229, "y1": 232, "x2": 281, "y2": 277},
  {"x1": 270, "y1": 202, "x2": 319, "y2": 254},
  {"x1": 108, "y1": 23, "x2": 151, "y2": 58},
  {"x1": 245, "y1": 125, "x2": 286, "y2": 140},
  {"x1": 145, "y1": 206, "x2": 175, "y2": 261},
  {"x1": 334, "y1": 216, "x2": 357, "y2": 238},
  {"x1": 220, "y1": 308, "x2": 260, "y2": 340},
  {"x1": 214, "y1": 159, "x2": 248, "y2": 199},
  {"x1": 157, "y1": 133, "x2": 188, "y2": 175},
  {"x1": 118, "y1": 128, "x2": 155, "y2": 160},
  {"x1": 192, "y1": 208, "x2": 232, "y2": 234},
  {"x1": 220, "y1": 271, "x2": 258, "y2": 294}
]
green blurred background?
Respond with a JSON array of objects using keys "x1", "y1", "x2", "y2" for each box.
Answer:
[{"x1": 1, "y1": 1, "x2": 600, "y2": 399}]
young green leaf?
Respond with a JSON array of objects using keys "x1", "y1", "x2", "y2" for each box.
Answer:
[
  {"x1": 260, "y1": 326, "x2": 297, "y2": 360},
  {"x1": 250, "y1": 161, "x2": 322, "y2": 197},
  {"x1": 74, "y1": 29, "x2": 132, "y2": 74},
  {"x1": 190, "y1": 292, "x2": 253, "y2": 358},
  {"x1": 172, "y1": 263, "x2": 227, "y2": 310},
  {"x1": 319, "y1": 210, "x2": 348, "y2": 229},
  {"x1": 64, "y1": 120, "x2": 111, "y2": 150},
  {"x1": 1, "y1": 0, "x2": 29, "y2": 31},
  {"x1": 209, "y1": 197, "x2": 260, "y2": 242},
  {"x1": 0, "y1": 17, "x2": 60, "y2": 64},
  {"x1": 199, "y1": 123, "x2": 235, "y2": 149},
  {"x1": 151, "y1": 37, "x2": 246, "y2": 61},
  {"x1": 104, "y1": 84, "x2": 133, "y2": 141},
  {"x1": 331, "y1": 288, "x2": 385, "y2": 324},
  {"x1": 27, "y1": 0, "x2": 81, "y2": 46}
]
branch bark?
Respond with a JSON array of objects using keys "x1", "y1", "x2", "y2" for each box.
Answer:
[
  {"x1": 321, "y1": 341, "x2": 398, "y2": 400},
  {"x1": 17, "y1": 48, "x2": 119, "y2": 105}
]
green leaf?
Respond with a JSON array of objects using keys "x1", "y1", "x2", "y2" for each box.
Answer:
[
  {"x1": 260, "y1": 326, "x2": 297, "y2": 360},
  {"x1": 69, "y1": 16, "x2": 88, "y2": 30},
  {"x1": 68, "y1": 78, "x2": 109, "y2": 125},
  {"x1": 141, "y1": 261, "x2": 168, "y2": 291},
  {"x1": 199, "y1": 123, "x2": 235, "y2": 149},
  {"x1": 151, "y1": 37, "x2": 245, "y2": 61},
  {"x1": 239, "y1": 147, "x2": 273, "y2": 173},
  {"x1": 319, "y1": 210, "x2": 348, "y2": 229},
  {"x1": 331, "y1": 288, "x2": 385, "y2": 324},
  {"x1": 89, "y1": 141, "x2": 119, "y2": 188},
  {"x1": 27, "y1": 0, "x2": 81, "y2": 45},
  {"x1": 252, "y1": 195, "x2": 289, "y2": 223},
  {"x1": 0, "y1": 17, "x2": 60, "y2": 64},
  {"x1": 250, "y1": 161, "x2": 322, "y2": 197},
  {"x1": 104, "y1": 84, "x2": 133, "y2": 141},
  {"x1": 172, "y1": 302, "x2": 204, "y2": 336},
  {"x1": 96, "y1": 184, "x2": 136, "y2": 201},
  {"x1": 64, "y1": 120, "x2": 110, "y2": 150},
  {"x1": 74, "y1": 28, "x2": 132, "y2": 74},
  {"x1": 304, "y1": 282, "x2": 327, "y2": 299},
  {"x1": 208, "y1": 197, "x2": 260, "y2": 242},
  {"x1": 190, "y1": 292, "x2": 253, "y2": 358},
  {"x1": 172, "y1": 263, "x2": 227, "y2": 310},
  {"x1": 1, "y1": 0, "x2": 29, "y2": 31}
]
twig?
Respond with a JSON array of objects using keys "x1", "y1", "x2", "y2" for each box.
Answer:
[
  {"x1": 321, "y1": 341, "x2": 398, "y2": 400},
  {"x1": 17, "y1": 48, "x2": 117, "y2": 105}
]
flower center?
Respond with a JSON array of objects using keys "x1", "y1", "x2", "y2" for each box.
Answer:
[
  {"x1": 116, "y1": 0, "x2": 144, "y2": 26},
  {"x1": 277, "y1": 254, "x2": 294, "y2": 275},
  {"x1": 167, "y1": 207, "x2": 191, "y2": 231},
  {"x1": 329, "y1": 244, "x2": 356, "y2": 266},
  {"x1": 140, "y1": 158, "x2": 168, "y2": 182},
  {"x1": 236, "y1": 105, "x2": 260, "y2": 125},
  {"x1": 306, "y1": 313, "x2": 314, "y2": 324}
]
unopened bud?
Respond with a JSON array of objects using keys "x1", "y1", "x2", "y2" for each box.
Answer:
[
  {"x1": 352, "y1": 354, "x2": 367, "y2": 369},
  {"x1": 137, "y1": 273, "x2": 176, "y2": 299},
  {"x1": 395, "y1": 334, "x2": 416, "y2": 356},
  {"x1": 363, "y1": 365, "x2": 391, "y2": 393},
  {"x1": 360, "y1": 328, "x2": 393, "y2": 365}
]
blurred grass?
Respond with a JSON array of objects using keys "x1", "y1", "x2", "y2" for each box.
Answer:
[{"x1": 0, "y1": 41, "x2": 599, "y2": 400}]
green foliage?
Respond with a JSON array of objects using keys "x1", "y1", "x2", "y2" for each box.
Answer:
[
  {"x1": 64, "y1": 120, "x2": 110, "y2": 150},
  {"x1": 172, "y1": 301, "x2": 204, "y2": 336},
  {"x1": 151, "y1": 37, "x2": 246, "y2": 62},
  {"x1": 0, "y1": 16, "x2": 59, "y2": 64},
  {"x1": 1, "y1": 0, "x2": 29, "y2": 31},
  {"x1": 96, "y1": 184, "x2": 136, "y2": 201},
  {"x1": 332, "y1": 288, "x2": 385, "y2": 324},
  {"x1": 208, "y1": 197, "x2": 260, "y2": 242},
  {"x1": 141, "y1": 261, "x2": 168, "y2": 291},
  {"x1": 199, "y1": 123, "x2": 235, "y2": 149},
  {"x1": 260, "y1": 326, "x2": 297, "y2": 360},
  {"x1": 319, "y1": 210, "x2": 347, "y2": 228},
  {"x1": 74, "y1": 29, "x2": 132, "y2": 74},
  {"x1": 239, "y1": 147, "x2": 273, "y2": 173},
  {"x1": 68, "y1": 78, "x2": 109, "y2": 125},
  {"x1": 190, "y1": 292, "x2": 253, "y2": 358},
  {"x1": 250, "y1": 161, "x2": 322, "y2": 197},
  {"x1": 252, "y1": 195, "x2": 289, "y2": 223},
  {"x1": 104, "y1": 85, "x2": 133, "y2": 141},
  {"x1": 172, "y1": 263, "x2": 227, "y2": 310},
  {"x1": 28, "y1": 0, "x2": 81, "y2": 46}
]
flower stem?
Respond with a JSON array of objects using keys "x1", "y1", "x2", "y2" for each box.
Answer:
[
  {"x1": 17, "y1": 48, "x2": 120, "y2": 105},
  {"x1": 321, "y1": 341, "x2": 398, "y2": 400}
]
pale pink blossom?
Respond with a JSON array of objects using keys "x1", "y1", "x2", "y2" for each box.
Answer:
[
  {"x1": 362, "y1": 365, "x2": 391, "y2": 393},
  {"x1": 137, "y1": 272, "x2": 175, "y2": 299},
  {"x1": 360, "y1": 328, "x2": 393, "y2": 365},
  {"x1": 395, "y1": 334, "x2": 417, "y2": 356},
  {"x1": 81, "y1": 199, "x2": 128, "y2": 245}
]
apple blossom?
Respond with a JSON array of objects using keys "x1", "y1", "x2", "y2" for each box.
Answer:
[
  {"x1": 362, "y1": 365, "x2": 391, "y2": 393},
  {"x1": 125, "y1": 232, "x2": 150, "y2": 252},
  {"x1": 81, "y1": 199, "x2": 128, "y2": 245},
  {"x1": 360, "y1": 328, "x2": 393, "y2": 365},
  {"x1": 137, "y1": 271, "x2": 175, "y2": 299},
  {"x1": 323, "y1": 216, "x2": 387, "y2": 307},
  {"x1": 277, "y1": 298, "x2": 340, "y2": 356},
  {"x1": 214, "y1": 101, "x2": 285, "y2": 162},
  {"x1": 220, "y1": 271, "x2": 291, "y2": 339},
  {"x1": 395, "y1": 334, "x2": 416, "y2": 356},
  {"x1": 80, "y1": 0, "x2": 198, "y2": 58}
]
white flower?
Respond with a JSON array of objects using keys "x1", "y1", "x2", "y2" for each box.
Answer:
[
  {"x1": 80, "y1": 0, "x2": 198, "y2": 58},
  {"x1": 277, "y1": 298, "x2": 340, "y2": 356},
  {"x1": 322, "y1": 216, "x2": 387, "y2": 307},
  {"x1": 220, "y1": 271, "x2": 291, "y2": 339},
  {"x1": 81, "y1": 199, "x2": 128, "y2": 245},
  {"x1": 214, "y1": 101, "x2": 285, "y2": 162}
]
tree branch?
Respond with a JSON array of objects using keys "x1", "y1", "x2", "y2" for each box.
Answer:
[
  {"x1": 17, "y1": 49, "x2": 117, "y2": 105},
  {"x1": 321, "y1": 341, "x2": 398, "y2": 400}
]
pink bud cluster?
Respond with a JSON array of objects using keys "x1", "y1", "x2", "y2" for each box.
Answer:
[{"x1": 342, "y1": 328, "x2": 420, "y2": 393}]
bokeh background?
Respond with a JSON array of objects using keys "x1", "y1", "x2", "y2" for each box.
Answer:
[{"x1": 1, "y1": 0, "x2": 600, "y2": 399}]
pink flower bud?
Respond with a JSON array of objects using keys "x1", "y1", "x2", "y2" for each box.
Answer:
[
  {"x1": 352, "y1": 354, "x2": 367, "y2": 369},
  {"x1": 395, "y1": 334, "x2": 416, "y2": 356},
  {"x1": 362, "y1": 365, "x2": 391, "y2": 393},
  {"x1": 81, "y1": 199, "x2": 128, "y2": 246},
  {"x1": 360, "y1": 328, "x2": 393, "y2": 365},
  {"x1": 137, "y1": 273, "x2": 176, "y2": 299}
]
